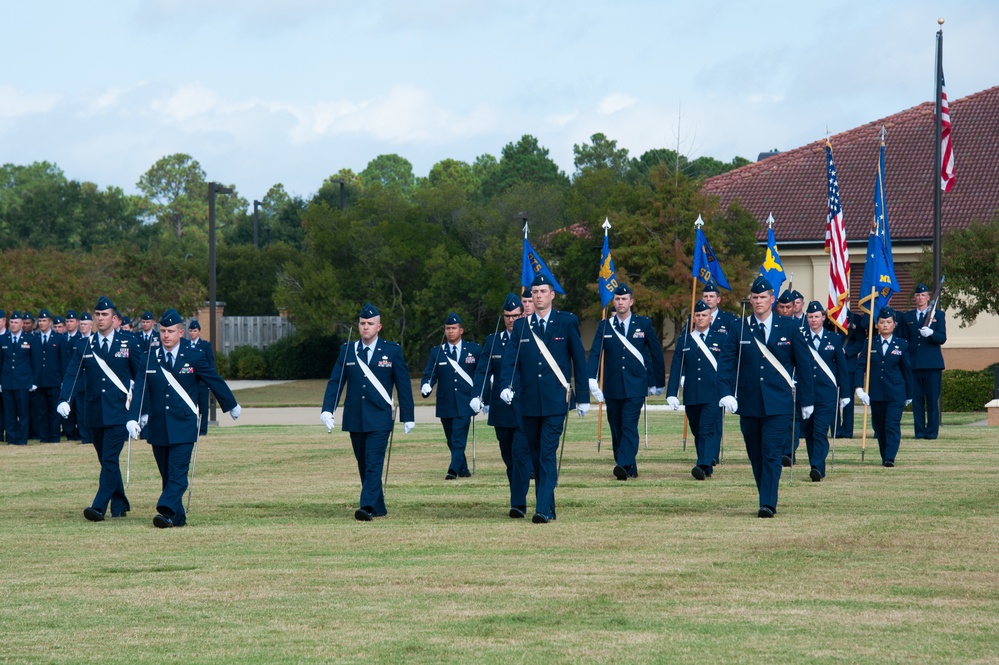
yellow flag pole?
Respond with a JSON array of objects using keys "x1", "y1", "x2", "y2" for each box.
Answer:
[
  {"x1": 597, "y1": 306, "x2": 607, "y2": 452},
  {"x1": 860, "y1": 286, "x2": 877, "y2": 462}
]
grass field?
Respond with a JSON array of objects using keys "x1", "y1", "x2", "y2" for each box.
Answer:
[
  {"x1": 2, "y1": 411, "x2": 997, "y2": 664},
  {"x1": 232, "y1": 379, "x2": 432, "y2": 407}
]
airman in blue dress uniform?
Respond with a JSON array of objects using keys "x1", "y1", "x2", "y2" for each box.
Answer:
[
  {"x1": 128, "y1": 309, "x2": 240, "y2": 528},
  {"x1": 471, "y1": 293, "x2": 532, "y2": 517},
  {"x1": 899, "y1": 283, "x2": 946, "y2": 439},
  {"x1": 666, "y1": 300, "x2": 723, "y2": 480},
  {"x1": 32, "y1": 309, "x2": 65, "y2": 443},
  {"x1": 855, "y1": 307, "x2": 914, "y2": 467},
  {"x1": 1, "y1": 311, "x2": 39, "y2": 445},
  {"x1": 136, "y1": 311, "x2": 161, "y2": 355},
  {"x1": 717, "y1": 277, "x2": 815, "y2": 518},
  {"x1": 836, "y1": 310, "x2": 868, "y2": 439},
  {"x1": 58, "y1": 297, "x2": 146, "y2": 521},
  {"x1": 67, "y1": 313, "x2": 94, "y2": 445},
  {"x1": 321, "y1": 303, "x2": 416, "y2": 521},
  {"x1": 499, "y1": 274, "x2": 590, "y2": 524},
  {"x1": 187, "y1": 319, "x2": 216, "y2": 435},
  {"x1": 421, "y1": 312, "x2": 482, "y2": 479},
  {"x1": 586, "y1": 283, "x2": 665, "y2": 480},
  {"x1": 701, "y1": 280, "x2": 737, "y2": 335},
  {"x1": 800, "y1": 302, "x2": 851, "y2": 481}
]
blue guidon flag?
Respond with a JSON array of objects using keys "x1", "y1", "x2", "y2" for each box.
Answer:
[
  {"x1": 522, "y1": 236, "x2": 565, "y2": 295},
  {"x1": 692, "y1": 227, "x2": 730, "y2": 290}
]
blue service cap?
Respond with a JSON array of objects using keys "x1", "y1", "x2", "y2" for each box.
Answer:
[
  {"x1": 141, "y1": 311, "x2": 154, "y2": 320},
  {"x1": 80, "y1": 312, "x2": 93, "y2": 321},
  {"x1": 914, "y1": 283, "x2": 929, "y2": 294},
  {"x1": 65, "y1": 310, "x2": 78, "y2": 319},
  {"x1": 613, "y1": 283, "x2": 633, "y2": 296},
  {"x1": 445, "y1": 312, "x2": 462, "y2": 325},
  {"x1": 38, "y1": 308, "x2": 53, "y2": 319},
  {"x1": 121, "y1": 316, "x2": 132, "y2": 326},
  {"x1": 9, "y1": 310, "x2": 22, "y2": 320},
  {"x1": 159, "y1": 309, "x2": 184, "y2": 327},
  {"x1": 502, "y1": 293, "x2": 521, "y2": 312},
  {"x1": 777, "y1": 289, "x2": 794, "y2": 304},
  {"x1": 94, "y1": 296, "x2": 116, "y2": 311},
  {"x1": 0, "y1": 309, "x2": 5, "y2": 318},
  {"x1": 359, "y1": 302, "x2": 379, "y2": 319},
  {"x1": 530, "y1": 273, "x2": 554, "y2": 289},
  {"x1": 693, "y1": 300, "x2": 710, "y2": 313},
  {"x1": 521, "y1": 286, "x2": 531, "y2": 298},
  {"x1": 791, "y1": 290, "x2": 804, "y2": 301},
  {"x1": 189, "y1": 319, "x2": 201, "y2": 330},
  {"x1": 701, "y1": 280, "x2": 719, "y2": 294},
  {"x1": 53, "y1": 315, "x2": 66, "y2": 324},
  {"x1": 877, "y1": 306, "x2": 896, "y2": 320},
  {"x1": 23, "y1": 311, "x2": 35, "y2": 321},
  {"x1": 806, "y1": 300, "x2": 824, "y2": 314},
  {"x1": 751, "y1": 276, "x2": 773, "y2": 294}
]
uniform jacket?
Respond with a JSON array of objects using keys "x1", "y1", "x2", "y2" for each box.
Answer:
[
  {"x1": 59, "y1": 331, "x2": 145, "y2": 427},
  {"x1": 586, "y1": 314, "x2": 665, "y2": 399},
  {"x1": 0, "y1": 332, "x2": 40, "y2": 390},
  {"x1": 130, "y1": 345, "x2": 236, "y2": 445},
  {"x1": 472, "y1": 331, "x2": 520, "y2": 428},
  {"x1": 666, "y1": 326, "x2": 722, "y2": 406},
  {"x1": 35, "y1": 330, "x2": 66, "y2": 387},
  {"x1": 801, "y1": 328, "x2": 851, "y2": 402},
  {"x1": 856, "y1": 335, "x2": 913, "y2": 402},
  {"x1": 499, "y1": 309, "x2": 589, "y2": 418},
  {"x1": 717, "y1": 314, "x2": 815, "y2": 417},
  {"x1": 710, "y1": 310, "x2": 738, "y2": 336},
  {"x1": 899, "y1": 308, "x2": 946, "y2": 370},
  {"x1": 136, "y1": 330, "x2": 161, "y2": 356},
  {"x1": 188, "y1": 337, "x2": 216, "y2": 368},
  {"x1": 322, "y1": 338, "x2": 415, "y2": 433},
  {"x1": 421, "y1": 340, "x2": 482, "y2": 418}
]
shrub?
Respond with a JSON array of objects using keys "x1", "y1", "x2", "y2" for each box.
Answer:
[
  {"x1": 264, "y1": 333, "x2": 341, "y2": 380},
  {"x1": 940, "y1": 368, "x2": 994, "y2": 412},
  {"x1": 215, "y1": 353, "x2": 231, "y2": 379},
  {"x1": 228, "y1": 345, "x2": 268, "y2": 380}
]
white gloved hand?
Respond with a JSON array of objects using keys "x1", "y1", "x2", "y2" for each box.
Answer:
[
  {"x1": 679, "y1": 376, "x2": 685, "y2": 388},
  {"x1": 905, "y1": 399, "x2": 913, "y2": 407},
  {"x1": 919, "y1": 326, "x2": 933, "y2": 337},
  {"x1": 320, "y1": 411, "x2": 335, "y2": 432},
  {"x1": 666, "y1": 396, "x2": 681, "y2": 411},
  {"x1": 855, "y1": 388, "x2": 870, "y2": 406},
  {"x1": 420, "y1": 383, "x2": 432, "y2": 398},
  {"x1": 230, "y1": 404, "x2": 241, "y2": 420},
  {"x1": 500, "y1": 388, "x2": 514, "y2": 404},
  {"x1": 126, "y1": 420, "x2": 141, "y2": 439},
  {"x1": 404, "y1": 421, "x2": 415, "y2": 434},
  {"x1": 840, "y1": 397, "x2": 851, "y2": 408},
  {"x1": 57, "y1": 401, "x2": 72, "y2": 418},
  {"x1": 139, "y1": 414, "x2": 148, "y2": 428},
  {"x1": 653, "y1": 386, "x2": 664, "y2": 397},
  {"x1": 577, "y1": 403, "x2": 590, "y2": 417},
  {"x1": 469, "y1": 397, "x2": 483, "y2": 414},
  {"x1": 801, "y1": 405, "x2": 814, "y2": 420},
  {"x1": 719, "y1": 395, "x2": 739, "y2": 413},
  {"x1": 29, "y1": 384, "x2": 37, "y2": 392},
  {"x1": 588, "y1": 379, "x2": 605, "y2": 403},
  {"x1": 482, "y1": 405, "x2": 490, "y2": 415}
]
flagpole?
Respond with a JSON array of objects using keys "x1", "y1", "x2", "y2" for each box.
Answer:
[
  {"x1": 597, "y1": 306, "x2": 606, "y2": 452},
  {"x1": 932, "y1": 18, "x2": 945, "y2": 289},
  {"x1": 860, "y1": 287, "x2": 877, "y2": 462},
  {"x1": 683, "y1": 215, "x2": 706, "y2": 450}
]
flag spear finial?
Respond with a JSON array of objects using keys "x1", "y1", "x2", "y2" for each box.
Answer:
[
  {"x1": 879, "y1": 125, "x2": 887, "y2": 143},
  {"x1": 694, "y1": 214, "x2": 704, "y2": 229},
  {"x1": 602, "y1": 217, "x2": 611, "y2": 235},
  {"x1": 766, "y1": 212, "x2": 775, "y2": 229}
]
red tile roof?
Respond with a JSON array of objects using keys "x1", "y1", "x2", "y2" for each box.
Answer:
[{"x1": 702, "y1": 85, "x2": 999, "y2": 244}]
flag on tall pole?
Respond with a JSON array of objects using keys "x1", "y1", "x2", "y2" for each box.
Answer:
[
  {"x1": 521, "y1": 220, "x2": 564, "y2": 294},
  {"x1": 824, "y1": 142, "x2": 851, "y2": 332},
  {"x1": 932, "y1": 19, "x2": 952, "y2": 291},
  {"x1": 759, "y1": 213, "x2": 785, "y2": 295},
  {"x1": 691, "y1": 215, "x2": 730, "y2": 290},
  {"x1": 939, "y1": 72, "x2": 955, "y2": 192},
  {"x1": 597, "y1": 217, "x2": 618, "y2": 307},
  {"x1": 859, "y1": 132, "x2": 900, "y2": 315}
]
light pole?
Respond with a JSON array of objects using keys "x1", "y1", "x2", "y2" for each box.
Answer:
[
  {"x1": 334, "y1": 178, "x2": 345, "y2": 210},
  {"x1": 253, "y1": 199, "x2": 262, "y2": 248},
  {"x1": 208, "y1": 181, "x2": 233, "y2": 425}
]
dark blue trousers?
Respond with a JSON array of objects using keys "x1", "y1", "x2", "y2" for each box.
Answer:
[
  {"x1": 871, "y1": 400, "x2": 903, "y2": 464},
  {"x1": 3, "y1": 389, "x2": 30, "y2": 445},
  {"x1": 74, "y1": 394, "x2": 91, "y2": 443},
  {"x1": 32, "y1": 386, "x2": 62, "y2": 442},
  {"x1": 441, "y1": 416, "x2": 470, "y2": 476},
  {"x1": 739, "y1": 414, "x2": 790, "y2": 512},
  {"x1": 803, "y1": 399, "x2": 835, "y2": 477},
  {"x1": 198, "y1": 387, "x2": 210, "y2": 436},
  {"x1": 606, "y1": 396, "x2": 644, "y2": 476},
  {"x1": 521, "y1": 413, "x2": 565, "y2": 519},
  {"x1": 687, "y1": 403, "x2": 722, "y2": 472},
  {"x1": 911, "y1": 369, "x2": 942, "y2": 438},
  {"x1": 350, "y1": 430, "x2": 389, "y2": 516},
  {"x1": 90, "y1": 425, "x2": 130, "y2": 516},
  {"x1": 495, "y1": 425, "x2": 531, "y2": 509},
  {"x1": 152, "y1": 442, "x2": 194, "y2": 525}
]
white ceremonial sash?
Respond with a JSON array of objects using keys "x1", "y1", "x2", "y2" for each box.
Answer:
[
  {"x1": 355, "y1": 342, "x2": 394, "y2": 408},
  {"x1": 92, "y1": 351, "x2": 131, "y2": 409},
  {"x1": 754, "y1": 338, "x2": 795, "y2": 390},
  {"x1": 160, "y1": 361, "x2": 199, "y2": 417},
  {"x1": 808, "y1": 345, "x2": 838, "y2": 387},
  {"x1": 690, "y1": 331, "x2": 718, "y2": 372},
  {"x1": 531, "y1": 329, "x2": 571, "y2": 398},
  {"x1": 445, "y1": 349, "x2": 474, "y2": 386},
  {"x1": 611, "y1": 323, "x2": 646, "y2": 367}
]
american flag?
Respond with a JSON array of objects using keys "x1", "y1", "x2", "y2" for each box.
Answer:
[
  {"x1": 824, "y1": 142, "x2": 850, "y2": 332},
  {"x1": 939, "y1": 72, "x2": 955, "y2": 192}
]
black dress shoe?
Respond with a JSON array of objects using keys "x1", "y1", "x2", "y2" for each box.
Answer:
[
  {"x1": 757, "y1": 506, "x2": 775, "y2": 518},
  {"x1": 924, "y1": 435, "x2": 937, "y2": 440},
  {"x1": 691, "y1": 466, "x2": 706, "y2": 481},
  {"x1": 83, "y1": 507, "x2": 105, "y2": 522},
  {"x1": 883, "y1": 460, "x2": 895, "y2": 468},
  {"x1": 354, "y1": 507, "x2": 374, "y2": 521},
  {"x1": 153, "y1": 514, "x2": 174, "y2": 528},
  {"x1": 612, "y1": 465, "x2": 628, "y2": 481},
  {"x1": 509, "y1": 507, "x2": 526, "y2": 519},
  {"x1": 445, "y1": 470, "x2": 457, "y2": 480},
  {"x1": 458, "y1": 470, "x2": 472, "y2": 478},
  {"x1": 781, "y1": 455, "x2": 793, "y2": 468},
  {"x1": 111, "y1": 511, "x2": 128, "y2": 518},
  {"x1": 809, "y1": 468, "x2": 821, "y2": 482},
  {"x1": 531, "y1": 513, "x2": 550, "y2": 524}
]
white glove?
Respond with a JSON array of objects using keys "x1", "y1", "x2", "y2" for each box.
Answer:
[
  {"x1": 139, "y1": 414, "x2": 148, "y2": 428},
  {"x1": 679, "y1": 376, "x2": 685, "y2": 388},
  {"x1": 469, "y1": 397, "x2": 483, "y2": 413},
  {"x1": 919, "y1": 326, "x2": 933, "y2": 337},
  {"x1": 905, "y1": 399, "x2": 912, "y2": 407},
  {"x1": 588, "y1": 378, "x2": 605, "y2": 403},
  {"x1": 500, "y1": 388, "x2": 514, "y2": 404},
  {"x1": 801, "y1": 405, "x2": 814, "y2": 420},
  {"x1": 126, "y1": 420, "x2": 141, "y2": 439},
  {"x1": 653, "y1": 386, "x2": 664, "y2": 396},
  {"x1": 840, "y1": 397, "x2": 851, "y2": 408},
  {"x1": 666, "y1": 396, "x2": 681, "y2": 410},
  {"x1": 719, "y1": 395, "x2": 738, "y2": 413},
  {"x1": 855, "y1": 388, "x2": 870, "y2": 406},
  {"x1": 577, "y1": 403, "x2": 590, "y2": 417},
  {"x1": 420, "y1": 383, "x2": 432, "y2": 398},
  {"x1": 482, "y1": 405, "x2": 490, "y2": 415},
  {"x1": 404, "y1": 421, "x2": 415, "y2": 434},
  {"x1": 230, "y1": 404, "x2": 241, "y2": 420},
  {"x1": 29, "y1": 384, "x2": 37, "y2": 392},
  {"x1": 57, "y1": 401, "x2": 72, "y2": 418},
  {"x1": 320, "y1": 411, "x2": 335, "y2": 432}
]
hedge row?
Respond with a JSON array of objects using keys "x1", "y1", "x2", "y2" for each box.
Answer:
[
  {"x1": 940, "y1": 366, "x2": 997, "y2": 412},
  {"x1": 218, "y1": 333, "x2": 341, "y2": 380}
]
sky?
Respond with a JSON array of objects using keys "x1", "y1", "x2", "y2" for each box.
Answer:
[{"x1": 2, "y1": 0, "x2": 996, "y2": 204}]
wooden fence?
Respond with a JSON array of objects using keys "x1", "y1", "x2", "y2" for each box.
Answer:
[{"x1": 219, "y1": 316, "x2": 295, "y2": 355}]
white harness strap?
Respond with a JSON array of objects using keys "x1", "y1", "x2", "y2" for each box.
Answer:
[
  {"x1": 160, "y1": 361, "x2": 199, "y2": 417},
  {"x1": 531, "y1": 329, "x2": 570, "y2": 400},
  {"x1": 610, "y1": 322, "x2": 646, "y2": 367},
  {"x1": 355, "y1": 342, "x2": 394, "y2": 407},
  {"x1": 809, "y1": 345, "x2": 838, "y2": 387},
  {"x1": 690, "y1": 331, "x2": 718, "y2": 372},
  {"x1": 754, "y1": 338, "x2": 795, "y2": 390},
  {"x1": 445, "y1": 348, "x2": 474, "y2": 386},
  {"x1": 92, "y1": 351, "x2": 131, "y2": 409}
]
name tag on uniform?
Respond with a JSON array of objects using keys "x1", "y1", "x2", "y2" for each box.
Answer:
[
  {"x1": 438, "y1": 361, "x2": 448, "y2": 366},
  {"x1": 603, "y1": 334, "x2": 613, "y2": 338},
  {"x1": 146, "y1": 370, "x2": 157, "y2": 374},
  {"x1": 491, "y1": 354, "x2": 502, "y2": 359},
  {"x1": 346, "y1": 361, "x2": 356, "y2": 366}
]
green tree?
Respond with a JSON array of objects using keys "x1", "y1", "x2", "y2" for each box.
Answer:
[
  {"x1": 360, "y1": 154, "x2": 415, "y2": 195},
  {"x1": 483, "y1": 135, "x2": 570, "y2": 198},
  {"x1": 217, "y1": 242, "x2": 299, "y2": 315},
  {"x1": 136, "y1": 154, "x2": 208, "y2": 240},
  {"x1": 573, "y1": 132, "x2": 631, "y2": 177}
]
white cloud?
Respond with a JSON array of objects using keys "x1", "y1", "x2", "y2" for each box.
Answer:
[
  {"x1": 597, "y1": 93, "x2": 638, "y2": 115},
  {"x1": 151, "y1": 84, "x2": 222, "y2": 121},
  {"x1": 0, "y1": 85, "x2": 61, "y2": 119}
]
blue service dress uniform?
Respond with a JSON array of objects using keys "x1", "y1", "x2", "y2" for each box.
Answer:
[
  {"x1": 1, "y1": 332, "x2": 40, "y2": 445},
  {"x1": 856, "y1": 335, "x2": 914, "y2": 465},
  {"x1": 800, "y1": 328, "x2": 850, "y2": 477},
  {"x1": 586, "y1": 314, "x2": 665, "y2": 477},
  {"x1": 666, "y1": 327, "x2": 723, "y2": 475},
  {"x1": 472, "y1": 330, "x2": 531, "y2": 511},
  {"x1": 421, "y1": 340, "x2": 482, "y2": 477},
  {"x1": 61, "y1": 331, "x2": 83, "y2": 440},
  {"x1": 322, "y1": 338, "x2": 415, "y2": 516},
  {"x1": 59, "y1": 331, "x2": 145, "y2": 517},
  {"x1": 129, "y1": 344, "x2": 237, "y2": 525},
  {"x1": 188, "y1": 337, "x2": 216, "y2": 435},
  {"x1": 499, "y1": 310, "x2": 589, "y2": 521},
  {"x1": 837, "y1": 312, "x2": 868, "y2": 438},
  {"x1": 899, "y1": 307, "x2": 946, "y2": 439},
  {"x1": 33, "y1": 330, "x2": 66, "y2": 442},
  {"x1": 718, "y1": 314, "x2": 814, "y2": 514}
]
